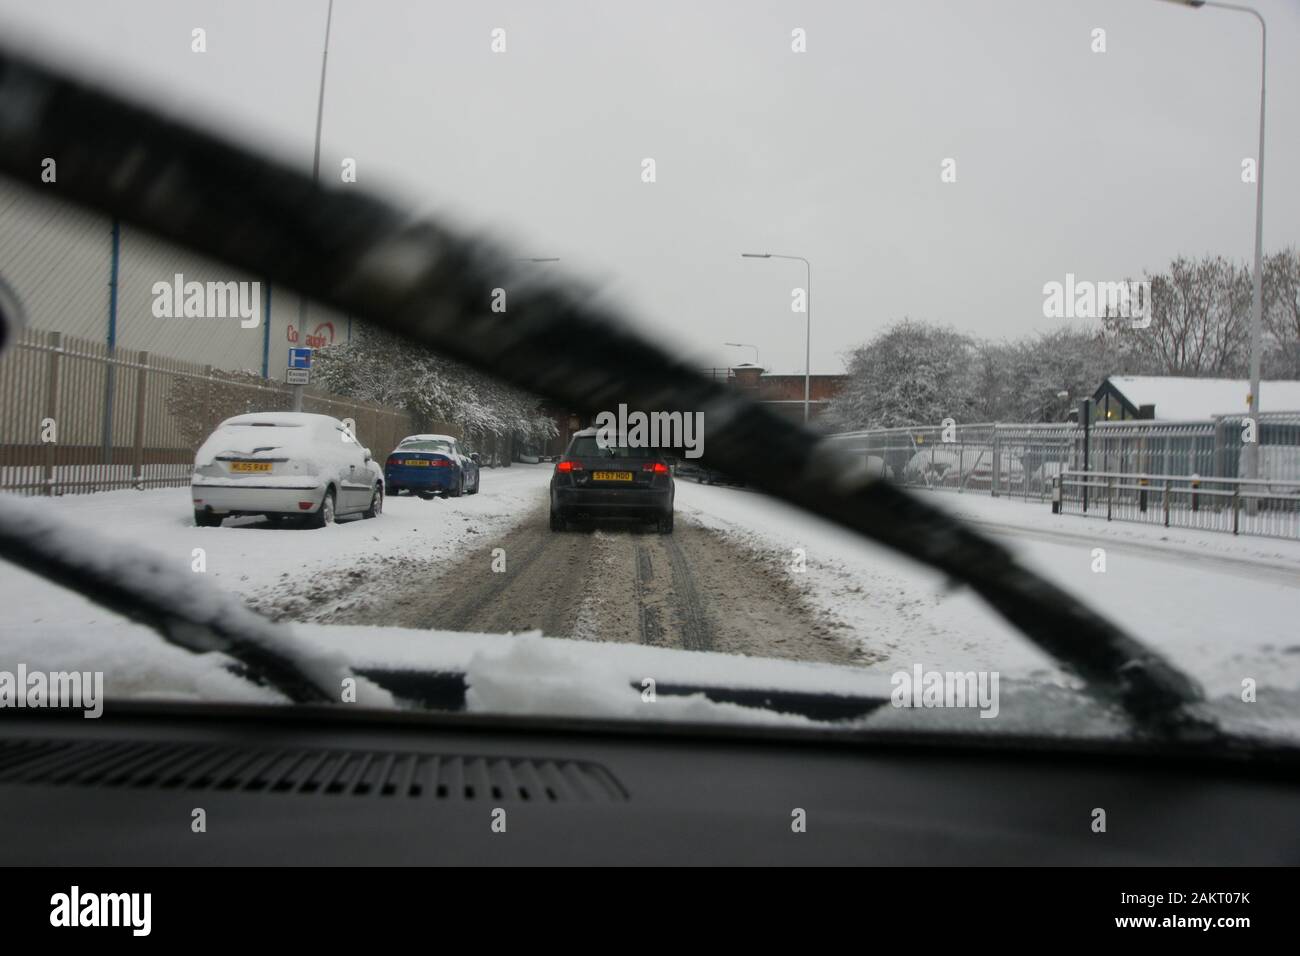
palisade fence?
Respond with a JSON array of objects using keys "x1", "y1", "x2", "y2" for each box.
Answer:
[
  {"x1": 828, "y1": 415, "x2": 1300, "y2": 539},
  {"x1": 0, "y1": 328, "x2": 419, "y2": 496}
]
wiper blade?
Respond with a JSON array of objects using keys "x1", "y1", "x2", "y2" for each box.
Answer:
[
  {"x1": 0, "y1": 48, "x2": 1202, "y2": 733},
  {"x1": 359, "y1": 667, "x2": 892, "y2": 722},
  {"x1": 0, "y1": 495, "x2": 392, "y2": 708}
]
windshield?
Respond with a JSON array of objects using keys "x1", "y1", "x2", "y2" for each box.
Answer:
[
  {"x1": 567, "y1": 438, "x2": 652, "y2": 459},
  {"x1": 0, "y1": 0, "x2": 1298, "y2": 751},
  {"x1": 397, "y1": 441, "x2": 453, "y2": 453}
]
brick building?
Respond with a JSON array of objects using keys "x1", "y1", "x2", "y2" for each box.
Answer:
[
  {"x1": 534, "y1": 364, "x2": 848, "y2": 456},
  {"x1": 720, "y1": 363, "x2": 847, "y2": 423}
]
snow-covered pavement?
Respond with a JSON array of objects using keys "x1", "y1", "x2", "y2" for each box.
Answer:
[
  {"x1": 674, "y1": 480, "x2": 1300, "y2": 696},
  {"x1": 0, "y1": 463, "x2": 553, "y2": 628}
]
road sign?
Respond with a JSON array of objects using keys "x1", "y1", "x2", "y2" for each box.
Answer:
[
  {"x1": 288, "y1": 347, "x2": 313, "y2": 369},
  {"x1": 286, "y1": 368, "x2": 310, "y2": 386}
]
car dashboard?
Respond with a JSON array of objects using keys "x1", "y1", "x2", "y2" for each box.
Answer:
[{"x1": 2, "y1": 702, "x2": 1297, "y2": 866}]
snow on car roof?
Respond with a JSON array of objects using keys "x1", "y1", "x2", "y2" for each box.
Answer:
[
  {"x1": 400, "y1": 434, "x2": 456, "y2": 443},
  {"x1": 220, "y1": 412, "x2": 341, "y2": 428}
]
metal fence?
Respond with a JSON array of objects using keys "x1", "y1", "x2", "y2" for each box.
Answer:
[
  {"x1": 829, "y1": 416, "x2": 1300, "y2": 502},
  {"x1": 828, "y1": 422, "x2": 1076, "y2": 499},
  {"x1": 0, "y1": 328, "x2": 420, "y2": 495},
  {"x1": 1055, "y1": 471, "x2": 1300, "y2": 540}
]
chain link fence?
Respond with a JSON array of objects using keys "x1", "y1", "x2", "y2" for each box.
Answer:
[{"x1": 829, "y1": 415, "x2": 1300, "y2": 503}]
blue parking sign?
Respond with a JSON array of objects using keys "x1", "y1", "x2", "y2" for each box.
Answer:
[{"x1": 288, "y1": 347, "x2": 313, "y2": 369}]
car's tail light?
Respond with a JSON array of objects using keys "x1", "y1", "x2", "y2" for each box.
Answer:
[
  {"x1": 556, "y1": 460, "x2": 583, "y2": 472},
  {"x1": 428, "y1": 458, "x2": 450, "y2": 467},
  {"x1": 386, "y1": 457, "x2": 400, "y2": 467},
  {"x1": 642, "y1": 462, "x2": 670, "y2": 474},
  {"x1": 298, "y1": 501, "x2": 314, "y2": 510}
]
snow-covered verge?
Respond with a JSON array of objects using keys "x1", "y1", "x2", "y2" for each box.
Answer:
[
  {"x1": 672, "y1": 479, "x2": 1300, "y2": 698},
  {"x1": 922, "y1": 489, "x2": 1300, "y2": 576}
]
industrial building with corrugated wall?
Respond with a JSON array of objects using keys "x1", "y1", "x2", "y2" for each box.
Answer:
[{"x1": 0, "y1": 177, "x2": 352, "y2": 377}]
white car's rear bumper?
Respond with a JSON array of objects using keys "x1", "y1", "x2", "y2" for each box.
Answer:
[{"x1": 191, "y1": 481, "x2": 325, "y2": 516}]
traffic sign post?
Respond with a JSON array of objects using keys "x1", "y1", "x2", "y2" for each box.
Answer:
[{"x1": 288, "y1": 348, "x2": 312, "y2": 410}]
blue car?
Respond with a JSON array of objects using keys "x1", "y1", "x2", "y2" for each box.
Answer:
[{"x1": 384, "y1": 434, "x2": 481, "y2": 499}]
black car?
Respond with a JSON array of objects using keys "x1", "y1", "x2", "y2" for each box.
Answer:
[{"x1": 549, "y1": 429, "x2": 675, "y2": 532}]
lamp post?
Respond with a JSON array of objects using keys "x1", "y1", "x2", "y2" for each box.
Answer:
[
  {"x1": 293, "y1": 0, "x2": 335, "y2": 413},
  {"x1": 742, "y1": 253, "x2": 812, "y2": 424},
  {"x1": 1159, "y1": 0, "x2": 1267, "y2": 480}
]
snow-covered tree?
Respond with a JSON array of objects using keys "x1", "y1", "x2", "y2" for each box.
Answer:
[
  {"x1": 828, "y1": 320, "x2": 978, "y2": 429},
  {"x1": 312, "y1": 327, "x2": 556, "y2": 451}
]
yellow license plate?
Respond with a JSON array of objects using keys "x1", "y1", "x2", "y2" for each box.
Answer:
[
  {"x1": 230, "y1": 461, "x2": 272, "y2": 473},
  {"x1": 592, "y1": 471, "x2": 633, "y2": 481},
  {"x1": 404, "y1": 459, "x2": 430, "y2": 466}
]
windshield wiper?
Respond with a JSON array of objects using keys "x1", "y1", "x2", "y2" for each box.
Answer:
[
  {"x1": 0, "y1": 47, "x2": 1204, "y2": 735},
  {"x1": 0, "y1": 495, "x2": 391, "y2": 708}
]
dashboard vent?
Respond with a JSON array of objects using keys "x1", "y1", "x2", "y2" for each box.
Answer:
[{"x1": 0, "y1": 740, "x2": 626, "y2": 803}]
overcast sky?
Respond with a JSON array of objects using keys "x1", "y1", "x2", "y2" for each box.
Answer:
[{"x1": 2, "y1": 0, "x2": 1298, "y2": 374}]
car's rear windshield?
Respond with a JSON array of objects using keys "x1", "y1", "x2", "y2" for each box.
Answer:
[
  {"x1": 568, "y1": 437, "x2": 658, "y2": 459},
  {"x1": 398, "y1": 441, "x2": 452, "y2": 453}
]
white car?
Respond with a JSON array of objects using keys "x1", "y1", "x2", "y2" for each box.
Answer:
[{"x1": 191, "y1": 412, "x2": 384, "y2": 527}]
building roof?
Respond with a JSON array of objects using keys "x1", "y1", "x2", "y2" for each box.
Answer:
[
  {"x1": 1101, "y1": 376, "x2": 1300, "y2": 420},
  {"x1": 757, "y1": 370, "x2": 845, "y2": 378}
]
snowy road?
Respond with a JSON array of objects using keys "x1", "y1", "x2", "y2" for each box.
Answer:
[
  {"x1": 3, "y1": 466, "x2": 1298, "y2": 701},
  {"x1": 281, "y1": 498, "x2": 862, "y2": 666}
]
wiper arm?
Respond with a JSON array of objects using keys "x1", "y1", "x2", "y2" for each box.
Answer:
[
  {"x1": 0, "y1": 48, "x2": 1201, "y2": 733},
  {"x1": 0, "y1": 495, "x2": 393, "y2": 708}
]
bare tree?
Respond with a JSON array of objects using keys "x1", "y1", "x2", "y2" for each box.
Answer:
[
  {"x1": 1103, "y1": 256, "x2": 1250, "y2": 377},
  {"x1": 1263, "y1": 248, "x2": 1300, "y2": 378}
]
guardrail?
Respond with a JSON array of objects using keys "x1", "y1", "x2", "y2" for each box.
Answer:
[{"x1": 1052, "y1": 469, "x2": 1300, "y2": 540}]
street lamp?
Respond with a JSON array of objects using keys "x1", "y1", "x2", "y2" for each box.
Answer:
[
  {"x1": 724, "y1": 342, "x2": 759, "y2": 365},
  {"x1": 741, "y1": 252, "x2": 812, "y2": 424},
  {"x1": 1159, "y1": 0, "x2": 1267, "y2": 480},
  {"x1": 293, "y1": 0, "x2": 336, "y2": 413}
]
